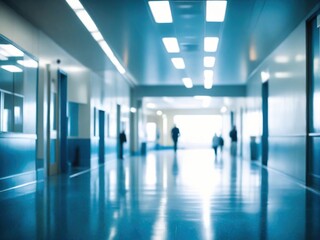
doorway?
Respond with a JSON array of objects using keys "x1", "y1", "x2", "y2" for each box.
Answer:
[
  {"x1": 99, "y1": 110, "x2": 105, "y2": 164},
  {"x1": 262, "y1": 81, "x2": 269, "y2": 166},
  {"x1": 58, "y1": 70, "x2": 68, "y2": 173},
  {"x1": 307, "y1": 12, "x2": 320, "y2": 191}
]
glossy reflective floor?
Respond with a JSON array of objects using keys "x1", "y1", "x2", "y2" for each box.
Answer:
[{"x1": 1, "y1": 149, "x2": 320, "y2": 239}]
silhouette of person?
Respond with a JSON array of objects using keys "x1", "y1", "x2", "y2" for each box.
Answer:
[
  {"x1": 229, "y1": 125, "x2": 238, "y2": 156},
  {"x1": 171, "y1": 125, "x2": 180, "y2": 152},
  {"x1": 212, "y1": 133, "x2": 220, "y2": 157},
  {"x1": 219, "y1": 135, "x2": 224, "y2": 153},
  {"x1": 119, "y1": 130, "x2": 127, "y2": 159}
]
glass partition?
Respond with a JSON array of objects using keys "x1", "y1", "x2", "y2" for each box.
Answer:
[{"x1": 0, "y1": 35, "x2": 38, "y2": 134}]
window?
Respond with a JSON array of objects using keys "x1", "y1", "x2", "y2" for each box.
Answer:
[{"x1": 0, "y1": 35, "x2": 38, "y2": 134}]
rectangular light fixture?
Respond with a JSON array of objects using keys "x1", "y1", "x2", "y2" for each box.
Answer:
[
  {"x1": 206, "y1": 1, "x2": 227, "y2": 22},
  {"x1": 66, "y1": 0, "x2": 126, "y2": 75},
  {"x1": 0, "y1": 53, "x2": 8, "y2": 61},
  {"x1": 1, "y1": 65, "x2": 23, "y2": 72},
  {"x1": 0, "y1": 44, "x2": 24, "y2": 57},
  {"x1": 76, "y1": 10, "x2": 98, "y2": 32},
  {"x1": 148, "y1": 1, "x2": 173, "y2": 23},
  {"x1": 274, "y1": 72, "x2": 291, "y2": 78},
  {"x1": 182, "y1": 78, "x2": 193, "y2": 88},
  {"x1": 17, "y1": 59, "x2": 38, "y2": 68},
  {"x1": 98, "y1": 40, "x2": 125, "y2": 74},
  {"x1": 171, "y1": 58, "x2": 185, "y2": 69},
  {"x1": 66, "y1": 0, "x2": 84, "y2": 10},
  {"x1": 204, "y1": 69, "x2": 213, "y2": 79},
  {"x1": 260, "y1": 71, "x2": 270, "y2": 82},
  {"x1": 204, "y1": 78, "x2": 213, "y2": 89},
  {"x1": 204, "y1": 56, "x2": 216, "y2": 67},
  {"x1": 162, "y1": 38, "x2": 180, "y2": 53},
  {"x1": 204, "y1": 37, "x2": 219, "y2": 52},
  {"x1": 91, "y1": 31, "x2": 104, "y2": 41}
]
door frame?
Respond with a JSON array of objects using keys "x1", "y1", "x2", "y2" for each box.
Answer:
[{"x1": 58, "y1": 70, "x2": 68, "y2": 173}]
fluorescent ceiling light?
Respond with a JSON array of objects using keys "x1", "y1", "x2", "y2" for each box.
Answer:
[
  {"x1": 66, "y1": 0, "x2": 84, "y2": 10},
  {"x1": 91, "y1": 31, "x2": 104, "y2": 41},
  {"x1": 182, "y1": 78, "x2": 193, "y2": 88},
  {"x1": 98, "y1": 40, "x2": 114, "y2": 58},
  {"x1": 274, "y1": 55, "x2": 289, "y2": 63},
  {"x1": 0, "y1": 44, "x2": 24, "y2": 57},
  {"x1": 274, "y1": 72, "x2": 291, "y2": 78},
  {"x1": 0, "y1": 53, "x2": 8, "y2": 61},
  {"x1": 206, "y1": 1, "x2": 227, "y2": 22},
  {"x1": 98, "y1": 40, "x2": 125, "y2": 74},
  {"x1": 17, "y1": 59, "x2": 38, "y2": 68},
  {"x1": 66, "y1": 1, "x2": 126, "y2": 75},
  {"x1": 162, "y1": 38, "x2": 180, "y2": 53},
  {"x1": 147, "y1": 103, "x2": 156, "y2": 109},
  {"x1": 110, "y1": 56, "x2": 126, "y2": 74},
  {"x1": 156, "y1": 110, "x2": 163, "y2": 116},
  {"x1": 204, "y1": 78, "x2": 213, "y2": 89},
  {"x1": 148, "y1": 1, "x2": 173, "y2": 23},
  {"x1": 130, "y1": 107, "x2": 137, "y2": 113},
  {"x1": 204, "y1": 69, "x2": 214, "y2": 79},
  {"x1": 220, "y1": 106, "x2": 227, "y2": 113},
  {"x1": 76, "y1": 10, "x2": 98, "y2": 32},
  {"x1": 204, "y1": 37, "x2": 219, "y2": 52},
  {"x1": 204, "y1": 56, "x2": 216, "y2": 67},
  {"x1": 171, "y1": 58, "x2": 185, "y2": 69},
  {"x1": 1, "y1": 65, "x2": 23, "y2": 72},
  {"x1": 260, "y1": 71, "x2": 270, "y2": 82}
]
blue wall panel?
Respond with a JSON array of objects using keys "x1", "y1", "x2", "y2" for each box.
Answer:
[
  {"x1": 68, "y1": 102, "x2": 79, "y2": 137},
  {"x1": 0, "y1": 137, "x2": 36, "y2": 177},
  {"x1": 0, "y1": 136, "x2": 36, "y2": 190},
  {"x1": 68, "y1": 139, "x2": 90, "y2": 167},
  {"x1": 268, "y1": 136, "x2": 306, "y2": 182}
]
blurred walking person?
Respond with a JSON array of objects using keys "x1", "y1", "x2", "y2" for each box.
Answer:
[
  {"x1": 212, "y1": 133, "x2": 220, "y2": 158},
  {"x1": 171, "y1": 125, "x2": 180, "y2": 152},
  {"x1": 229, "y1": 125, "x2": 238, "y2": 156}
]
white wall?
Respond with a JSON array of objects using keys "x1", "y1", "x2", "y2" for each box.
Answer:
[{"x1": 245, "y1": 21, "x2": 307, "y2": 182}]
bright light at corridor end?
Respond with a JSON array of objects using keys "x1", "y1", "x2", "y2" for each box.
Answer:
[
  {"x1": 206, "y1": 1, "x2": 227, "y2": 22},
  {"x1": 148, "y1": 1, "x2": 173, "y2": 23}
]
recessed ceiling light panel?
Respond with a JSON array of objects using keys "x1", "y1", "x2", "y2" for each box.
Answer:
[
  {"x1": 171, "y1": 58, "x2": 185, "y2": 69},
  {"x1": 17, "y1": 59, "x2": 38, "y2": 68},
  {"x1": 1, "y1": 65, "x2": 23, "y2": 72},
  {"x1": 204, "y1": 37, "x2": 219, "y2": 52},
  {"x1": 206, "y1": 1, "x2": 227, "y2": 22},
  {"x1": 182, "y1": 78, "x2": 193, "y2": 88},
  {"x1": 204, "y1": 56, "x2": 216, "y2": 67},
  {"x1": 148, "y1": 1, "x2": 173, "y2": 23},
  {"x1": 0, "y1": 44, "x2": 24, "y2": 57},
  {"x1": 162, "y1": 38, "x2": 180, "y2": 53}
]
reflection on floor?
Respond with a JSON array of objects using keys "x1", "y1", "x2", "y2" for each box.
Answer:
[{"x1": 1, "y1": 149, "x2": 320, "y2": 239}]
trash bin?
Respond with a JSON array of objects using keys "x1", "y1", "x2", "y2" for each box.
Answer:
[
  {"x1": 141, "y1": 142, "x2": 147, "y2": 155},
  {"x1": 250, "y1": 136, "x2": 259, "y2": 160}
]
